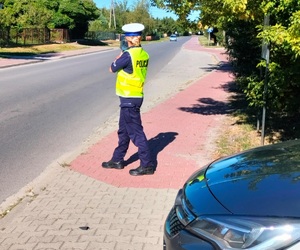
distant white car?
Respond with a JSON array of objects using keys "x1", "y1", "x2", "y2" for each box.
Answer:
[{"x1": 169, "y1": 34, "x2": 177, "y2": 41}]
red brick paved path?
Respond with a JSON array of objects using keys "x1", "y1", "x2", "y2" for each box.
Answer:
[{"x1": 70, "y1": 37, "x2": 233, "y2": 189}]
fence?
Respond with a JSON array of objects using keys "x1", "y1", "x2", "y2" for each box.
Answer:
[
  {"x1": 0, "y1": 28, "x2": 119, "y2": 47},
  {"x1": 85, "y1": 31, "x2": 117, "y2": 41},
  {"x1": 50, "y1": 29, "x2": 70, "y2": 43},
  {"x1": 0, "y1": 28, "x2": 70, "y2": 46}
]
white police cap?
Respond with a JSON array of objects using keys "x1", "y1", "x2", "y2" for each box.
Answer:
[{"x1": 122, "y1": 23, "x2": 145, "y2": 36}]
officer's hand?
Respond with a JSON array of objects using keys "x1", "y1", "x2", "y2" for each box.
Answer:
[{"x1": 115, "y1": 51, "x2": 123, "y2": 60}]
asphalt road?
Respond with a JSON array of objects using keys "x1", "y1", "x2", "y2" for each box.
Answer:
[{"x1": 0, "y1": 37, "x2": 190, "y2": 204}]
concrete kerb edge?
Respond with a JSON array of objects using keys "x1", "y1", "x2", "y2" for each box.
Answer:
[
  {"x1": 0, "y1": 46, "x2": 117, "y2": 69},
  {"x1": 0, "y1": 60, "x2": 41, "y2": 69},
  {"x1": 58, "y1": 47, "x2": 116, "y2": 59}
]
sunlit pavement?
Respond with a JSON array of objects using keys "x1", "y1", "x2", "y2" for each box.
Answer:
[{"x1": 0, "y1": 37, "x2": 233, "y2": 250}]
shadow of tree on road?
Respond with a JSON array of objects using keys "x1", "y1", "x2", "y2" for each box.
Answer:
[
  {"x1": 179, "y1": 97, "x2": 233, "y2": 116},
  {"x1": 200, "y1": 61, "x2": 233, "y2": 73},
  {"x1": 179, "y1": 59, "x2": 236, "y2": 116}
]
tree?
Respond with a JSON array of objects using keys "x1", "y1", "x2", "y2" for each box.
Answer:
[
  {"x1": 113, "y1": 0, "x2": 131, "y2": 32},
  {"x1": 151, "y1": 0, "x2": 300, "y2": 130},
  {"x1": 88, "y1": 8, "x2": 110, "y2": 31},
  {"x1": 96, "y1": 0, "x2": 160, "y2": 35},
  {"x1": 151, "y1": 0, "x2": 202, "y2": 30},
  {"x1": 130, "y1": 0, "x2": 155, "y2": 36},
  {"x1": 18, "y1": 0, "x2": 53, "y2": 28},
  {"x1": 155, "y1": 17, "x2": 178, "y2": 35},
  {"x1": 57, "y1": 0, "x2": 99, "y2": 38},
  {"x1": 0, "y1": 0, "x2": 100, "y2": 39}
]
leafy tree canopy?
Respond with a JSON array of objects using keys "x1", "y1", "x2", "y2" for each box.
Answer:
[
  {"x1": 150, "y1": 0, "x2": 300, "y2": 135},
  {"x1": 89, "y1": 0, "x2": 185, "y2": 36},
  {"x1": 0, "y1": 0, "x2": 99, "y2": 38}
]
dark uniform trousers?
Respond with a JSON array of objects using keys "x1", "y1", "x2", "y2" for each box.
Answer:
[{"x1": 112, "y1": 97, "x2": 152, "y2": 167}]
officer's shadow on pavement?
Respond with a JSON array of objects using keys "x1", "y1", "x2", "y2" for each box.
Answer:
[{"x1": 124, "y1": 132, "x2": 178, "y2": 169}]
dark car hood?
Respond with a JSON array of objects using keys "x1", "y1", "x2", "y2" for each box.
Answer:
[{"x1": 184, "y1": 140, "x2": 300, "y2": 217}]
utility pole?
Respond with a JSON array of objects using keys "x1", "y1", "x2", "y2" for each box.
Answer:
[{"x1": 109, "y1": 0, "x2": 116, "y2": 30}]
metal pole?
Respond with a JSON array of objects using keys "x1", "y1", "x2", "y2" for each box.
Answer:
[
  {"x1": 261, "y1": 63, "x2": 269, "y2": 145},
  {"x1": 261, "y1": 14, "x2": 270, "y2": 145}
]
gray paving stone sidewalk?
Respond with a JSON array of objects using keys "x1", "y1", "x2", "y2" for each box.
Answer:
[{"x1": 0, "y1": 165, "x2": 177, "y2": 249}]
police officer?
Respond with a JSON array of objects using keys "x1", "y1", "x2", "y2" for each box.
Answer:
[{"x1": 102, "y1": 23, "x2": 154, "y2": 176}]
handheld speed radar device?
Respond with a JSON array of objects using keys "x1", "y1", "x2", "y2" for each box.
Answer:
[{"x1": 120, "y1": 34, "x2": 128, "y2": 51}]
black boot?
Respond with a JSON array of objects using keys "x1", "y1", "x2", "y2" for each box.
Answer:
[
  {"x1": 102, "y1": 160, "x2": 124, "y2": 169},
  {"x1": 129, "y1": 166, "x2": 154, "y2": 176}
]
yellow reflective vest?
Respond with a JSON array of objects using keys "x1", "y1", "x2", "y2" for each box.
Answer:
[{"x1": 116, "y1": 47, "x2": 149, "y2": 97}]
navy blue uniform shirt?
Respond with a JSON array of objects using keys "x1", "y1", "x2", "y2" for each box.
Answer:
[{"x1": 111, "y1": 51, "x2": 133, "y2": 74}]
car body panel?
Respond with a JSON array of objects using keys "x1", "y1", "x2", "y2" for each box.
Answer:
[
  {"x1": 207, "y1": 140, "x2": 300, "y2": 217},
  {"x1": 183, "y1": 140, "x2": 300, "y2": 217},
  {"x1": 183, "y1": 169, "x2": 231, "y2": 216},
  {"x1": 164, "y1": 140, "x2": 300, "y2": 250}
]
